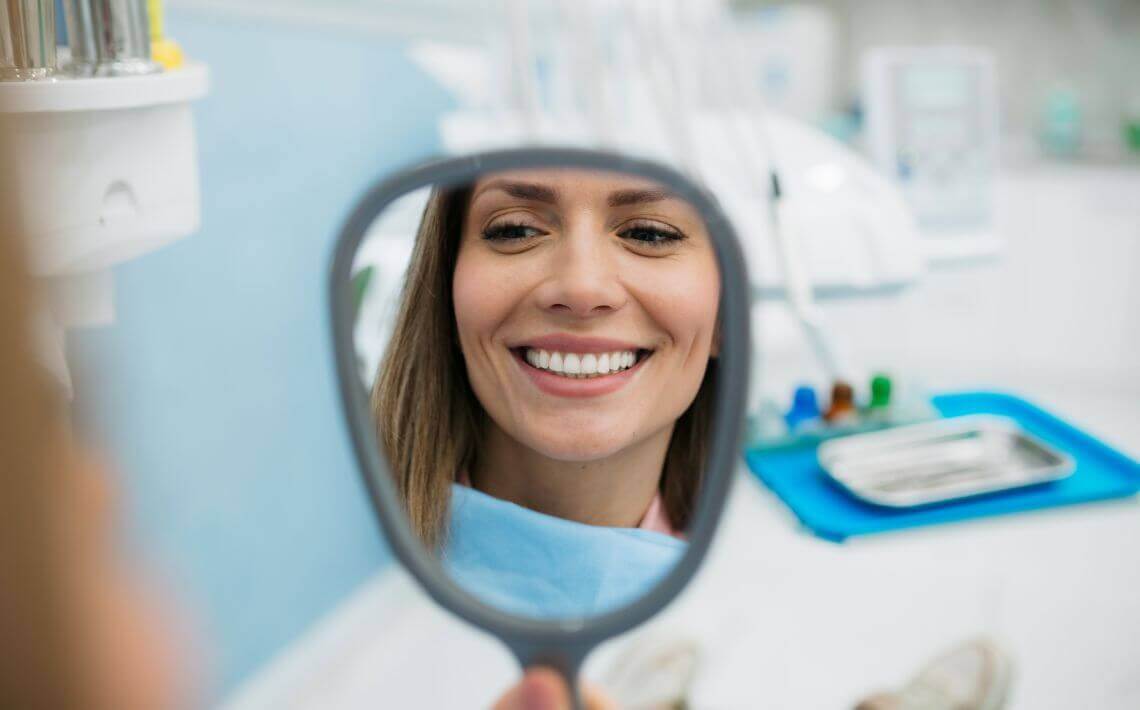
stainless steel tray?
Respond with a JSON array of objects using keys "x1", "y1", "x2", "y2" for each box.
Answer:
[{"x1": 817, "y1": 415, "x2": 1075, "y2": 508}]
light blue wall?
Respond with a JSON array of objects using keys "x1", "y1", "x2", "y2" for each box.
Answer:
[{"x1": 68, "y1": 12, "x2": 453, "y2": 698}]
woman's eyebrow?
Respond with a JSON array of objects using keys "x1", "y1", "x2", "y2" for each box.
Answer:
[
  {"x1": 606, "y1": 187, "x2": 676, "y2": 207},
  {"x1": 472, "y1": 180, "x2": 560, "y2": 204}
]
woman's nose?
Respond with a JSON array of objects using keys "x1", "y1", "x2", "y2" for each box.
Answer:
[{"x1": 536, "y1": 237, "x2": 626, "y2": 317}]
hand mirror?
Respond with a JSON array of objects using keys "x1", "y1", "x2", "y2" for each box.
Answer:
[{"x1": 329, "y1": 148, "x2": 749, "y2": 704}]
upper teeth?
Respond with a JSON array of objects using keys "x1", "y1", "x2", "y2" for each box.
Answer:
[{"x1": 524, "y1": 348, "x2": 639, "y2": 378}]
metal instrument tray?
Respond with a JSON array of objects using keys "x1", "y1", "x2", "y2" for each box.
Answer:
[{"x1": 817, "y1": 415, "x2": 1075, "y2": 508}]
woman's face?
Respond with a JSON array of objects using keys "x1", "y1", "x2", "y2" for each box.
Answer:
[{"x1": 453, "y1": 169, "x2": 720, "y2": 462}]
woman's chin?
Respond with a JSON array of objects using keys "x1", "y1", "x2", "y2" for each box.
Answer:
[{"x1": 525, "y1": 433, "x2": 633, "y2": 463}]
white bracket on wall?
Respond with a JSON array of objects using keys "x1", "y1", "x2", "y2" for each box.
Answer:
[{"x1": 0, "y1": 62, "x2": 209, "y2": 384}]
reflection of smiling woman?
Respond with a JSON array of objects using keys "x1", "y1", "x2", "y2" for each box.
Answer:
[{"x1": 374, "y1": 169, "x2": 720, "y2": 548}]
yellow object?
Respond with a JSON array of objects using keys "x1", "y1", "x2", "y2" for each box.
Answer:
[
  {"x1": 152, "y1": 38, "x2": 184, "y2": 70},
  {"x1": 148, "y1": 0, "x2": 185, "y2": 70},
  {"x1": 149, "y1": 0, "x2": 164, "y2": 40}
]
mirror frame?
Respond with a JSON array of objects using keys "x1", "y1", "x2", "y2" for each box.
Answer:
[{"x1": 328, "y1": 148, "x2": 750, "y2": 690}]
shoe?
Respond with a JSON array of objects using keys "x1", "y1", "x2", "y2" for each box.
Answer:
[
  {"x1": 855, "y1": 637, "x2": 1014, "y2": 710},
  {"x1": 599, "y1": 633, "x2": 700, "y2": 710}
]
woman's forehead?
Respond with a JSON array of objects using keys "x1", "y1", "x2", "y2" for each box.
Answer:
[{"x1": 469, "y1": 168, "x2": 679, "y2": 204}]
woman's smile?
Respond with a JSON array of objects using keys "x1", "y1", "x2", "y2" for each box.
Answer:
[{"x1": 508, "y1": 333, "x2": 655, "y2": 398}]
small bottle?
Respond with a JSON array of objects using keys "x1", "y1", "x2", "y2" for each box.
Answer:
[
  {"x1": 867, "y1": 374, "x2": 892, "y2": 422},
  {"x1": 785, "y1": 385, "x2": 822, "y2": 432},
  {"x1": 1125, "y1": 95, "x2": 1140, "y2": 155},
  {"x1": 824, "y1": 380, "x2": 857, "y2": 425},
  {"x1": 1040, "y1": 86, "x2": 1082, "y2": 159},
  {"x1": 746, "y1": 397, "x2": 789, "y2": 447},
  {"x1": 888, "y1": 376, "x2": 940, "y2": 426}
]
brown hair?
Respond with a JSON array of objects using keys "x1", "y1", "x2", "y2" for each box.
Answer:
[
  {"x1": 0, "y1": 192, "x2": 79, "y2": 706},
  {"x1": 372, "y1": 187, "x2": 717, "y2": 549}
]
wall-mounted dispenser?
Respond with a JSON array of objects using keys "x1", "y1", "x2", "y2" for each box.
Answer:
[{"x1": 0, "y1": 0, "x2": 208, "y2": 386}]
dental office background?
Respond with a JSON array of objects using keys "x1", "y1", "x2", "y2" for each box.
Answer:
[{"x1": 52, "y1": 0, "x2": 1140, "y2": 701}]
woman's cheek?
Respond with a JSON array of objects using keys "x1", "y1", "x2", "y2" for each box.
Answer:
[
  {"x1": 678, "y1": 259, "x2": 721, "y2": 353},
  {"x1": 452, "y1": 255, "x2": 496, "y2": 338},
  {"x1": 453, "y1": 254, "x2": 522, "y2": 380},
  {"x1": 641, "y1": 266, "x2": 719, "y2": 353}
]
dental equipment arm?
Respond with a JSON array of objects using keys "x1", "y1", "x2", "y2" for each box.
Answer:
[{"x1": 716, "y1": 7, "x2": 850, "y2": 384}]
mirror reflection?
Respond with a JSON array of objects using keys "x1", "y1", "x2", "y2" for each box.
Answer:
[{"x1": 351, "y1": 168, "x2": 722, "y2": 620}]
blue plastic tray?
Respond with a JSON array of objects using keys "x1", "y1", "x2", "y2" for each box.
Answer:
[{"x1": 744, "y1": 391, "x2": 1140, "y2": 541}]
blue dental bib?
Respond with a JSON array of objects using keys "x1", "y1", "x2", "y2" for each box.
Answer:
[{"x1": 442, "y1": 484, "x2": 686, "y2": 619}]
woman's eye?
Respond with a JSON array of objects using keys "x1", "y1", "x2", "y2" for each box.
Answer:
[
  {"x1": 481, "y1": 222, "x2": 545, "y2": 241},
  {"x1": 618, "y1": 221, "x2": 685, "y2": 247}
]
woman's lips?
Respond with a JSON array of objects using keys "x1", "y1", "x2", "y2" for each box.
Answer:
[
  {"x1": 510, "y1": 348, "x2": 651, "y2": 398},
  {"x1": 512, "y1": 333, "x2": 646, "y2": 354}
]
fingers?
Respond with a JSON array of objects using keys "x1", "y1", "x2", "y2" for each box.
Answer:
[
  {"x1": 492, "y1": 668, "x2": 571, "y2": 710},
  {"x1": 581, "y1": 680, "x2": 620, "y2": 710},
  {"x1": 491, "y1": 668, "x2": 619, "y2": 710}
]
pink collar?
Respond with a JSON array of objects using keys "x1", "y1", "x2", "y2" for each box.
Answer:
[
  {"x1": 456, "y1": 471, "x2": 684, "y2": 539},
  {"x1": 636, "y1": 492, "x2": 685, "y2": 539}
]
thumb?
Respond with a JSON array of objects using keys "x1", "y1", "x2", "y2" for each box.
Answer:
[{"x1": 492, "y1": 668, "x2": 572, "y2": 710}]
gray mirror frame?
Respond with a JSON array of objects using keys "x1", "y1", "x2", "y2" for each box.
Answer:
[{"x1": 328, "y1": 147, "x2": 750, "y2": 699}]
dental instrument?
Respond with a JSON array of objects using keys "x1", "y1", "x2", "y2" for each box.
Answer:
[
  {"x1": 1, "y1": 0, "x2": 57, "y2": 81},
  {"x1": 61, "y1": 0, "x2": 97, "y2": 75},
  {"x1": 96, "y1": 0, "x2": 158, "y2": 75}
]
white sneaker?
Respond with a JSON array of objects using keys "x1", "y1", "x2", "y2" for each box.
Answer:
[
  {"x1": 599, "y1": 633, "x2": 701, "y2": 710},
  {"x1": 856, "y1": 637, "x2": 1014, "y2": 710}
]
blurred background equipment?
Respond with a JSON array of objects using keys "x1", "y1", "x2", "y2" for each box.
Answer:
[{"x1": 863, "y1": 46, "x2": 999, "y2": 258}]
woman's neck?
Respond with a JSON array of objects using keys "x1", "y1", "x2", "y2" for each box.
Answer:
[{"x1": 470, "y1": 423, "x2": 673, "y2": 528}]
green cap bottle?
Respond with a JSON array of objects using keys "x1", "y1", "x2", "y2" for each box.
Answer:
[{"x1": 869, "y1": 374, "x2": 892, "y2": 409}]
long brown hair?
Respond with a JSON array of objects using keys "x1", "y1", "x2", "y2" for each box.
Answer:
[{"x1": 372, "y1": 186, "x2": 718, "y2": 549}]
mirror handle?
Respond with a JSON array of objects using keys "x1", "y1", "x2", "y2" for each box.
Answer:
[{"x1": 509, "y1": 640, "x2": 593, "y2": 710}]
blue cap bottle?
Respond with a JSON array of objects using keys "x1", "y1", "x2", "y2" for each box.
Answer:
[{"x1": 784, "y1": 385, "x2": 821, "y2": 430}]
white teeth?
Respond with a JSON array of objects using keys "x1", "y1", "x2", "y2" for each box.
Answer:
[
  {"x1": 581, "y1": 353, "x2": 597, "y2": 374},
  {"x1": 597, "y1": 353, "x2": 610, "y2": 374},
  {"x1": 521, "y1": 347, "x2": 644, "y2": 378},
  {"x1": 564, "y1": 353, "x2": 581, "y2": 375}
]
